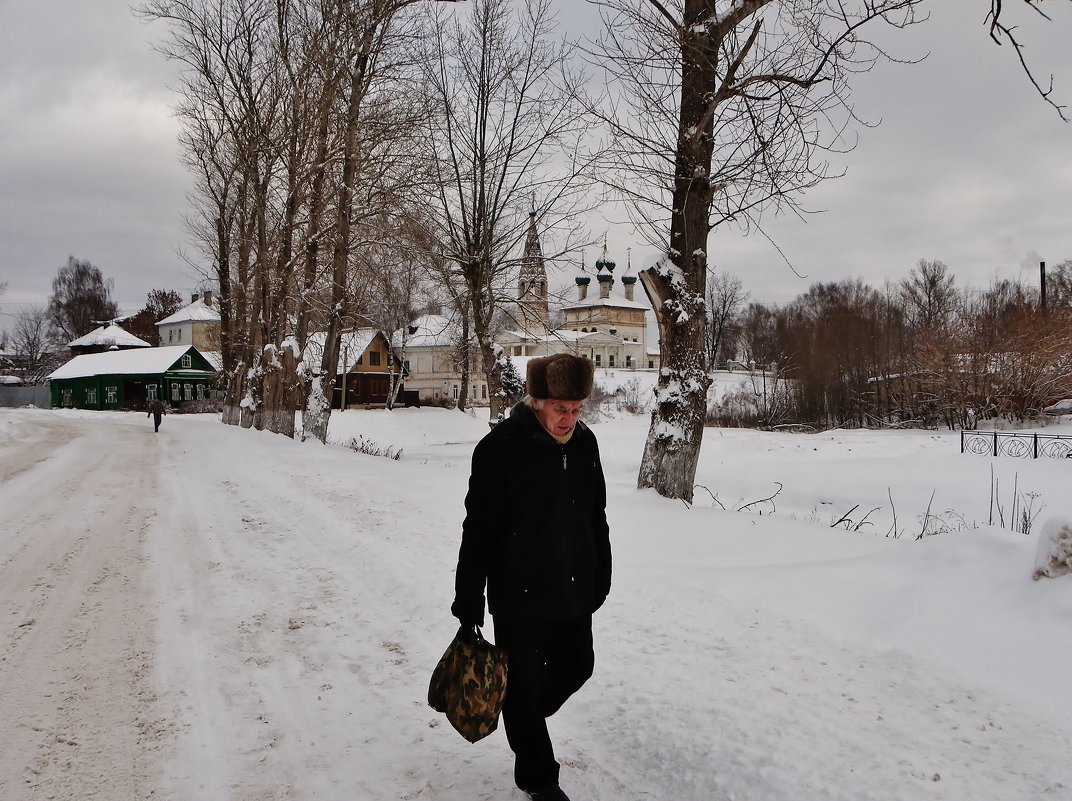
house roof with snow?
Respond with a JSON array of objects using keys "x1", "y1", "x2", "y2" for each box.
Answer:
[
  {"x1": 200, "y1": 351, "x2": 224, "y2": 372},
  {"x1": 394, "y1": 314, "x2": 462, "y2": 349},
  {"x1": 304, "y1": 329, "x2": 395, "y2": 373},
  {"x1": 67, "y1": 323, "x2": 151, "y2": 350},
  {"x1": 157, "y1": 295, "x2": 222, "y2": 326},
  {"x1": 48, "y1": 346, "x2": 216, "y2": 381},
  {"x1": 498, "y1": 328, "x2": 624, "y2": 346}
]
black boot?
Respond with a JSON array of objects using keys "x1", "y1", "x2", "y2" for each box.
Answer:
[{"x1": 526, "y1": 786, "x2": 570, "y2": 801}]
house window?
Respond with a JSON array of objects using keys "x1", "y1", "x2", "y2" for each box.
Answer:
[
  {"x1": 168, "y1": 330, "x2": 173, "y2": 343},
  {"x1": 184, "y1": 383, "x2": 193, "y2": 400},
  {"x1": 178, "y1": 329, "x2": 182, "y2": 341},
  {"x1": 609, "y1": 355, "x2": 615, "y2": 368},
  {"x1": 453, "y1": 384, "x2": 459, "y2": 400},
  {"x1": 147, "y1": 384, "x2": 158, "y2": 400},
  {"x1": 106, "y1": 386, "x2": 117, "y2": 403},
  {"x1": 626, "y1": 356, "x2": 633, "y2": 368},
  {"x1": 196, "y1": 384, "x2": 205, "y2": 400},
  {"x1": 514, "y1": 346, "x2": 522, "y2": 356},
  {"x1": 181, "y1": 354, "x2": 192, "y2": 368},
  {"x1": 369, "y1": 351, "x2": 381, "y2": 366},
  {"x1": 62, "y1": 389, "x2": 72, "y2": 406},
  {"x1": 86, "y1": 388, "x2": 97, "y2": 405},
  {"x1": 595, "y1": 355, "x2": 602, "y2": 366},
  {"x1": 648, "y1": 359, "x2": 654, "y2": 369},
  {"x1": 481, "y1": 385, "x2": 487, "y2": 400},
  {"x1": 356, "y1": 355, "x2": 363, "y2": 365},
  {"x1": 171, "y1": 382, "x2": 180, "y2": 400},
  {"x1": 403, "y1": 359, "x2": 410, "y2": 372}
]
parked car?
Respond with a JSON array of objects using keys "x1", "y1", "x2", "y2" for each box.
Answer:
[{"x1": 1042, "y1": 399, "x2": 1072, "y2": 416}]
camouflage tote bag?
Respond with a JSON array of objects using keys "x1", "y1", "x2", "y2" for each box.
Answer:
[{"x1": 428, "y1": 625, "x2": 509, "y2": 743}]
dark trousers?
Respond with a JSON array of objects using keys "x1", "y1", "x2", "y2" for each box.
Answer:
[
  {"x1": 152, "y1": 413, "x2": 162, "y2": 432},
  {"x1": 493, "y1": 614, "x2": 594, "y2": 792}
]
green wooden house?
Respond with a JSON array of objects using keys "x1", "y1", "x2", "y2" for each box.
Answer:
[{"x1": 48, "y1": 345, "x2": 218, "y2": 411}]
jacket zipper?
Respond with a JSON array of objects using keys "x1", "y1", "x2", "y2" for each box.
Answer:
[{"x1": 562, "y1": 450, "x2": 567, "y2": 470}]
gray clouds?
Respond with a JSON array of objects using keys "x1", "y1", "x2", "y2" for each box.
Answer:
[
  {"x1": 1, "y1": 0, "x2": 191, "y2": 314},
  {"x1": 702, "y1": 2, "x2": 1072, "y2": 303},
  {"x1": 1, "y1": 0, "x2": 1069, "y2": 322}
]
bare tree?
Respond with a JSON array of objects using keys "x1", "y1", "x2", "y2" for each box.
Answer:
[
  {"x1": 362, "y1": 212, "x2": 437, "y2": 410},
  {"x1": 144, "y1": 0, "x2": 438, "y2": 440},
  {"x1": 301, "y1": 0, "x2": 436, "y2": 442},
  {"x1": 706, "y1": 271, "x2": 748, "y2": 369},
  {"x1": 901, "y1": 258, "x2": 957, "y2": 334},
  {"x1": 1046, "y1": 258, "x2": 1072, "y2": 309},
  {"x1": 737, "y1": 301, "x2": 782, "y2": 371},
  {"x1": 142, "y1": 0, "x2": 290, "y2": 428},
  {"x1": 592, "y1": 0, "x2": 923, "y2": 501},
  {"x1": 418, "y1": 0, "x2": 599, "y2": 421},
  {"x1": 47, "y1": 256, "x2": 120, "y2": 342},
  {"x1": 10, "y1": 306, "x2": 54, "y2": 381}
]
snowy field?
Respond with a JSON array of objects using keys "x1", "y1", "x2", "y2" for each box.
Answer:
[{"x1": 1, "y1": 399, "x2": 1070, "y2": 801}]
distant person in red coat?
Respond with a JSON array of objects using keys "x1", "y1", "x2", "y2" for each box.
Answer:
[{"x1": 148, "y1": 398, "x2": 165, "y2": 432}]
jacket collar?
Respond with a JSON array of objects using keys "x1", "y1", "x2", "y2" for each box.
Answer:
[{"x1": 509, "y1": 400, "x2": 589, "y2": 443}]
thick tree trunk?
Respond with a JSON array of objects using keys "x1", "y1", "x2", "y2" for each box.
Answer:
[
  {"x1": 222, "y1": 362, "x2": 247, "y2": 426},
  {"x1": 260, "y1": 341, "x2": 301, "y2": 437},
  {"x1": 303, "y1": 371, "x2": 333, "y2": 443},
  {"x1": 637, "y1": 265, "x2": 712, "y2": 502},
  {"x1": 636, "y1": 0, "x2": 718, "y2": 504},
  {"x1": 477, "y1": 338, "x2": 504, "y2": 420}
]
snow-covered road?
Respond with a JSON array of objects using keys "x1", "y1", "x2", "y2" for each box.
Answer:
[
  {"x1": 1, "y1": 408, "x2": 1070, "y2": 801},
  {"x1": 0, "y1": 414, "x2": 163, "y2": 799}
]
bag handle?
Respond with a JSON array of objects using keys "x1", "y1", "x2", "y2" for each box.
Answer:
[{"x1": 458, "y1": 624, "x2": 487, "y2": 646}]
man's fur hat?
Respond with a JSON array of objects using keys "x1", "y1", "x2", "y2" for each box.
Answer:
[{"x1": 525, "y1": 354, "x2": 595, "y2": 401}]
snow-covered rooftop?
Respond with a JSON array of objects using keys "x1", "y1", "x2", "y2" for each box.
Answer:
[
  {"x1": 157, "y1": 296, "x2": 222, "y2": 326},
  {"x1": 396, "y1": 314, "x2": 461, "y2": 349},
  {"x1": 200, "y1": 351, "x2": 224, "y2": 372},
  {"x1": 304, "y1": 329, "x2": 384, "y2": 373},
  {"x1": 48, "y1": 346, "x2": 214, "y2": 380},
  {"x1": 67, "y1": 323, "x2": 151, "y2": 350}
]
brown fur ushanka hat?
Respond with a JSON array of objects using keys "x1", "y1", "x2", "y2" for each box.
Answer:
[{"x1": 525, "y1": 354, "x2": 595, "y2": 401}]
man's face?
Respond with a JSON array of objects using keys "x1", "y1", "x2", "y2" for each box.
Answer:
[{"x1": 536, "y1": 399, "x2": 585, "y2": 438}]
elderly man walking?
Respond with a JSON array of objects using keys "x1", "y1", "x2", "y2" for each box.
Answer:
[{"x1": 451, "y1": 353, "x2": 612, "y2": 801}]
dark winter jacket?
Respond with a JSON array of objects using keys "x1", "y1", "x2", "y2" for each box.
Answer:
[{"x1": 451, "y1": 401, "x2": 611, "y2": 625}]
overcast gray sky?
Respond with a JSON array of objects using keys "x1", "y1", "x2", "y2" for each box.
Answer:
[{"x1": 1, "y1": 0, "x2": 1070, "y2": 327}]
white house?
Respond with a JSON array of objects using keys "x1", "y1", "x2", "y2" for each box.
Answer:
[
  {"x1": 394, "y1": 314, "x2": 491, "y2": 406},
  {"x1": 157, "y1": 292, "x2": 222, "y2": 352}
]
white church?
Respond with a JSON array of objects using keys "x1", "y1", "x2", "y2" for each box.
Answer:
[{"x1": 401, "y1": 214, "x2": 660, "y2": 406}]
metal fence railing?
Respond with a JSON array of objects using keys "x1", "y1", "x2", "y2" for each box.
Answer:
[{"x1": 961, "y1": 429, "x2": 1072, "y2": 460}]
